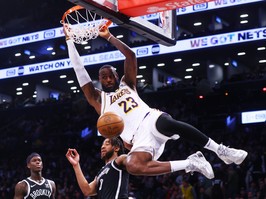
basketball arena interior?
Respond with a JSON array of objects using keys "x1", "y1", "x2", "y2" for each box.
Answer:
[{"x1": 0, "y1": 0, "x2": 265, "y2": 198}]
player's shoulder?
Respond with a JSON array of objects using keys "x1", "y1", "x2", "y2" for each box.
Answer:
[
  {"x1": 15, "y1": 179, "x2": 27, "y2": 189},
  {"x1": 46, "y1": 179, "x2": 55, "y2": 184},
  {"x1": 46, "y1": 179, "x2": 56, "y2": 190},
  {"x1": 120, "y1": 80, "x2": 133, "y2": 89},
  {"x1": 114, "y1": 155, "x2": 127, "y2": 168}
]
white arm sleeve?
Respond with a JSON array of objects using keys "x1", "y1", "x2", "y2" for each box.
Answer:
[{"x1": 66, "y1": 40, "x2": 91, "y2": 87}]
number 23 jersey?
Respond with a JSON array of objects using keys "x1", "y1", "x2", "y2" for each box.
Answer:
[{"x1": 101, "y1": 81, "x2": 151, "y2": 144}]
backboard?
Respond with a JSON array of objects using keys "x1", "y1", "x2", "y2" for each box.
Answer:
[{"x1": 67, "y1": 0, "x2": 177, "y2": 46}]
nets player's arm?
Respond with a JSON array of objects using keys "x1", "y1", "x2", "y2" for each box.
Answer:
[
  {"x1": 65, "y1": 30, "x2": 101, "y2": 114},
  {"x1": 13, "y1": 181, "x2": 27, "y2": 199},
  {"x1": 48, "y1": 180, "x2": 56, "y2": 199},
  {"x1": 72, "y1": 164, "x2": 97, "y2": 197},
  {"x1": 99, "y1": 26, "x2": 137, "y2": 90},
  {"x1": 66, "y1": 149, "x2": 97, "y2": 197}
]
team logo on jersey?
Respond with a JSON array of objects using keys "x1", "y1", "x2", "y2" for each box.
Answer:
[
  {"x1": 45, "y1": 183, "x2": 50, "y2": 188},
  {"x1": 110, "y1": 88, "x2": 131, "y2": 104},
  {"x1": 29, "y1": 189, "x2": 51, "y2": 199},
  {"x1": 97, "y1": 167, "x2": 110, "y2": 181}
]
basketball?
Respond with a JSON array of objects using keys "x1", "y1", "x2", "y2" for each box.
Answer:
[{"x1": 97, "y1": 112, "x2": 124, "y2": 138}]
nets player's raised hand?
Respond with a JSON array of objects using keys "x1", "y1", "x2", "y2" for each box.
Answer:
[{"x1": 66, "y1": 148, "x2": 80, "y2": 166}]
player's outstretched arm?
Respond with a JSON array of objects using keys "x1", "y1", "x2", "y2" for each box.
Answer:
[
  {"x1": 99, "y1": 26, "x2": 137, "y2": 90},
  {"x1": 63, "y1": 24, "x2": 101, "y2": 114},
  {"x1": 66, "y1": 149, "x2": 97, "y2": 197}
]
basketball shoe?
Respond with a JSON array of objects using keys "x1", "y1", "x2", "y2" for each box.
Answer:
[
  {"x1": 217, "y1": 144, "x2": 248, "y2": 165},
  {"x1": 185, "y1": 151, "x2": 214, "y2": 179}
]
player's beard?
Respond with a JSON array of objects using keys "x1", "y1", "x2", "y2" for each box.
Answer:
[
  {"x1": 102, "y1": 80, "x2": 119, "y2": 92},
  {"x1": 102, "y1": 148, "x2": 115, "y2": 161}
]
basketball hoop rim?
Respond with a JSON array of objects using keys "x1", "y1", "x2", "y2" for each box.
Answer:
[
  {"x1": 60, "y1": 4, "x2": 113, "y2": 44},
  {"x1": 61, "y1": 5, "x2": 84, "y2": 24},
  {"x1": 60, "y1": 5, "x2": 112, "y2": 27}
]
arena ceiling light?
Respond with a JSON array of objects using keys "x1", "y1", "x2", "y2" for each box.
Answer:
[
  {"x1": 237, "y1": 52, "x2": 246, "y2": 56},
  {"x1": 60, "y1": 75, "x2": 67, "y2": 79},
  {"x1": 84, "y1": 46, "x2": 91, "y2": 49},
  {"x1": 157, "y1": 63, "x2": 165, "y2": 67},
  {"x1": 192, "y1": 63, "x2": 200, "y2": 67},
  {"x1": 257, "y1": 47, "x2": 266, "y2": 51},
  {"x1": 67, "y1": 80, "x2": 74, "y2": 84},
  {"x1": 186, "y1": 68, "x2": 193, "y2": 72},
  {"x1": 174, "y1": 58, "x2": 182, "y2": 62},
  {"x1": 116, "y1": 35, "x2": 123, "y2": 39},
  {"x1": 240, "y1": 20, "x2": 248, "y2": 24},
  {"x1": 240, "y1": 14, "x2": 249, "y2": 18},
  {"x1": 259, "y1": 60, "x2": 266, "y2": 63},
  {"x1": 194, "y1": 22, "x2": 202, "y2": 26},
  {"x1": 139, "y1": 65, "x2": 146, "y2": 69}
]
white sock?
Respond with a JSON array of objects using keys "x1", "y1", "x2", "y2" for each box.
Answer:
[
  {"x1": 204, "y1": 138, "x2": 220, "y2": 155},
  {"x1": 170, "y1": 160, "x2": 189, "y2": 172}
]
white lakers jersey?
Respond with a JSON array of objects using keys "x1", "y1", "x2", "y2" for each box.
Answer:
[{"x1": 101, "y1": 81, "x2": 151, "y2": 144}]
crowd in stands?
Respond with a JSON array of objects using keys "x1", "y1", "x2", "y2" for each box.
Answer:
[{"x1": 0, "y1": 85, "x2": 265, "y2": 199}]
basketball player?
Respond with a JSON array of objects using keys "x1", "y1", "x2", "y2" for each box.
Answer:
[
  {"x1": 66, "y1": 137, "x2": 129, "y2": 199},
  {"x1": 13, "y1": 153, "x2": 56, "y2": 199},
  {"x1": 63, "y1": 24, "x2": 248, "y2": 180}
]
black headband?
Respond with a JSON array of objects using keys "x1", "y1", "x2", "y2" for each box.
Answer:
[{"x1": 26, "y1": 152, "x2": 41, "y2": 164}]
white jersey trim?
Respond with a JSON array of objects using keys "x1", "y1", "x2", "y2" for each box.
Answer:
[{"x1": 111, "y1": 160, "x2": 122, "y2": 199}]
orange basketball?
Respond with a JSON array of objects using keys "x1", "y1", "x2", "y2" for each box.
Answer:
[{"x1": 97, "y1": 112, "x2": 124, "y2": 138}]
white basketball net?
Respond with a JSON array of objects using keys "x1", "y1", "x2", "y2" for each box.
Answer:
[{"x1": 61, "y1": 6, "x2": 110, "y2": 44}]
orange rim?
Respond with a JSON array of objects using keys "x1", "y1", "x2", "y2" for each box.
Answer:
[
  {"x1": 105, "y1": 20, "x2": 112, "y2": 27},
  {"x1": 61, "y1": 5, "x2": 113, "y2": 27},
  {"x1": 61, "y1": 5, "x2": 84, "y2": 23}
]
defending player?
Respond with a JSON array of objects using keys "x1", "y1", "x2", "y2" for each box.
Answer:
[
  {"x1": 14, "y1": 153, "x2": 56, "y2": 199},
  {"x1": 66, "y1": 138, "x2": 129, "y2": 198},
  {"x1": 63, "y1": 24, "x2": 247, "y2": 179}
]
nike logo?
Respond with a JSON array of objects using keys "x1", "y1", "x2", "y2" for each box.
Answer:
[{"x1": 30, "y1": 184, "x2": 36, "y2": 188}]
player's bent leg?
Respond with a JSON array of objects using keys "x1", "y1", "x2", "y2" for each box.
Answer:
[
  {"x1": 156, "y1": 113, "x2": 248, "y2": 166},
  {"x1": 156, "y1": 113, "x2": 209, "y2": 147},
  {"x1": 126, "y1": 152, "x2": 171, "y2": 176},
  {"x1": 126, "y1": 151, "x2": 214, "y2": 179}
]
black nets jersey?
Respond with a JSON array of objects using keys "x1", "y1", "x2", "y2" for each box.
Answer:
[
  {"x1": 23, "y1": 177, "x2": 53, "y2": 199},
  {"x1": 96, "y1": 159, "x2": 129, "y2": 199}
]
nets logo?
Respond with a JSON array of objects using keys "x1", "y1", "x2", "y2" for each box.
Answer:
[
  {"x1": 152, "y1": 45, "x2": 160, "y2": 54},
  {"x1": 137, "y1": 48, "x2": 148, "y2": 56},
  {"x1": 18, "y1": 66, "x2": 24, "y2": 76},
  {"x1": 44, "y1": 30, "x2": 55, "y2": 39},
  {"x1": 193, "y1": 3, "x2": 208, "y2": 11}
]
